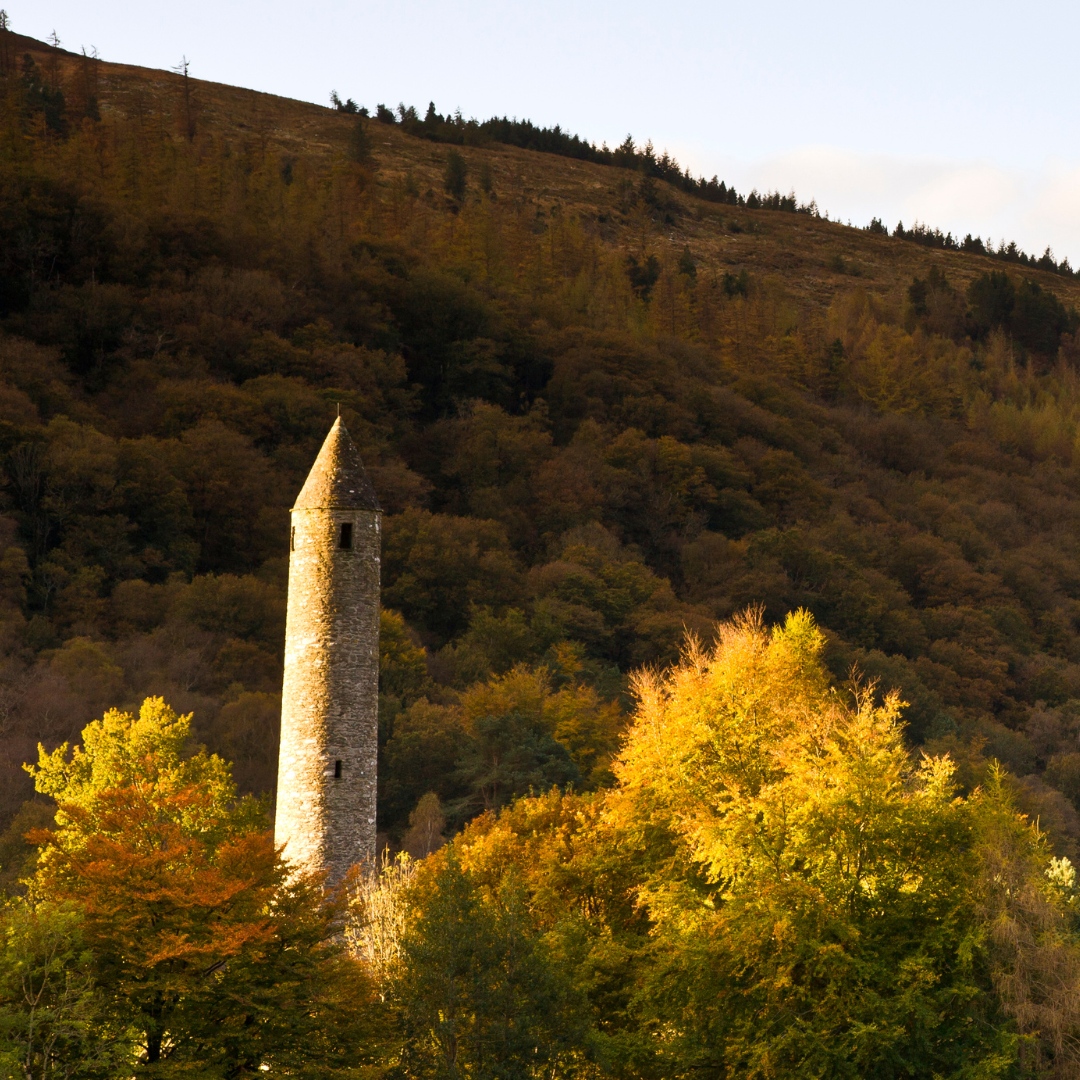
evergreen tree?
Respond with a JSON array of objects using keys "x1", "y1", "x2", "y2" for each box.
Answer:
[
  {"x1": 348, "y1": 115, "x2": 373, "y2": 164},
  {"x1": 443, "y1": 149, "x2": 468, "y2": 202}
]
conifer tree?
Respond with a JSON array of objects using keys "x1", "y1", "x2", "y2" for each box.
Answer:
[
  {"x1": 348, "y1": 115, "x2": 373, "y2": 164},
  {"x1": 443, "y1": 149, "x2": 467, "y2": 202}
]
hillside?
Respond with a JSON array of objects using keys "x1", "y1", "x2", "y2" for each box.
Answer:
[
  {"x1": 3, "y1": 26, "x2": 1080, "y2": 868},
  {"x1": 10, "y1": 30, "x2": 1079, "y2": 309}
]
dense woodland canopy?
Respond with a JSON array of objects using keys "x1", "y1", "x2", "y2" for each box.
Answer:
[{"x1": 3, "y1": 24, "x2": 1080, "y2": 1074}]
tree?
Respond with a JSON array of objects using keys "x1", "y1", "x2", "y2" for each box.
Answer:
[
  {"x1": 428, "y1": 611, "x2": 1036, "y2": 1079},
  {"x1": 443, "y1": 150, "x2": 468, "y2": 202},
  {"x1": 453, "y1": 667, "x2": 580, "y2": 818},
  {"x1": 403, "y1": 792, "x2": 446, "y2": 858},
  {"x1": 967, "y1": 270, "x2": 1015, "y2": 338},
  {"x1": 173, "y1": 56, "x2": 195, "y2": 142},
  {"x1": 972, "y1": 768, "x2": 1080, "y2": 1076},
  {"x1": 625, "y1": 254, "x2": 660, "y2": 299},
  {"x1": 380, "y1": 608, "x2": 431, "y2": 706},
  {"x1": 1011, "y1": 278, "x2": 1077, "y2": 357},
  {"x1": 393, "y1": 852, "x2": 586, "y2": 1080},
  {"x1": 348, "y1": 116, "x2": 373, "y2": 164},
  {"x1": 0, "y1": 900, "x2": 120, "y2": 1079},
  {"x1": 382, "y1": 509, "x2": 523, "y2": 643},
  {"x1": 25, "y1": 697, "x2": 376, "y2": 1074},
  {"x1": 677, "y1": 245, "x2": 696, "y2": 280},
  {"x1": 18, "y1": 55, "x2": 67, "y2": 136},
  {"x1": 381, "y1": 699, "x2": 466, "y2": 836},
  {"x1": 0, "y1": 12, "x2": 11, "y2": 80},
  {"x1": 330, "y1": 91, "x2": 360, "y2": 114},
  {"x1": 609, "y1": 609, "x2": 1018, "y2": 1077}
]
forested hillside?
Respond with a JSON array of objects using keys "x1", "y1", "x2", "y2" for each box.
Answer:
[{"x1": 4, "y1": 24, "x2": 1080, "y2": 874}]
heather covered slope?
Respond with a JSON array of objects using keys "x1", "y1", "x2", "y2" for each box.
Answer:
[{"x1": 3, "y1": 29, "x2": 1080, "y2": 864}]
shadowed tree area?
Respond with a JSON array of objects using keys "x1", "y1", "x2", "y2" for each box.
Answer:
[{"x1": 1, "y1": 28, "x2": 1080, "y2": 883}]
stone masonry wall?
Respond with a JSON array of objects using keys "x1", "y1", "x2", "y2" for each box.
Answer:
[{"x1": 275, "y1": 507, "x2": 380, "y2": 883}]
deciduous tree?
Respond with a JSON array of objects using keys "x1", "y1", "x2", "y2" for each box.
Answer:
[{"x1": 25, "y1": 697, "x2": 377, "y2": 1074}]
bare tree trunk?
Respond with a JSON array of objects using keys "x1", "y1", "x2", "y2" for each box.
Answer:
[{"x1": 175, "y1": 56, "x2": 195, "y2": 141}]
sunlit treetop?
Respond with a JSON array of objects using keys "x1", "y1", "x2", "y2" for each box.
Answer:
[{"x1": 26, "y1": 696, "x2": 260, "y2": 845}]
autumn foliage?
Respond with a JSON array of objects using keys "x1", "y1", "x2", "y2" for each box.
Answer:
[
  {"x1": 7, "y1": 698, "x2": 377, "y2": 1075},
  {"x1": 4, "y1": 33, "x2": 1080, "y2": 874},
  {"x1": 399, "y1": 612, "x2": 1079, "y2": 1078},
  {"x1": 2, "y1": 25, "x2": 1080, "y2": 1076},
  {"x1": 2, "y1": 621, "x2": 1080, "y2": 1075}
]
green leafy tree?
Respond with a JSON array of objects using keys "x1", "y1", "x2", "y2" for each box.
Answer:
[
  {"x1": 0, "y1": 900, "x2": 119, "y2": 1079},
  {"x1": 382, "y1": 509, "x2": 523, "y2": 643},
  {"x1": 380, "y1": 609, "x2": 430, "y2": 704},
  {"x1": 393, "y1": 852, "x2": 586, "y2": 1080}
]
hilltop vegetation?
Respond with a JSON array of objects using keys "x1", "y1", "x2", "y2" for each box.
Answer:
[
  {"x1": 338, "y1": 93, "x2": 1079, "y2": 278},
  {"x1": 0, "y1": 28, "x2": 1080, "y2": 856}
]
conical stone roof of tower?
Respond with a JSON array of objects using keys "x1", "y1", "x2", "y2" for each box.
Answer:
[{"x1": 293, "y1": 417, "x2": 381, "y2": 511}]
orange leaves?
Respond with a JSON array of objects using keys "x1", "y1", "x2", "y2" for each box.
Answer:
[
  {"x1": 27, "y1": 697, "x2": 261, "y2": 848},
  {"x1": 18, "y1": 696, "x2": 365, "y2": 1070},
  {"x1": 37, "y1": 783, "x2": 280, "y2": 978},
  {"x1": 28, "y1": 695, "x2": 280, "y2": 980}
]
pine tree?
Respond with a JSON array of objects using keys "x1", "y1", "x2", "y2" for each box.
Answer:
[
  {"x1": 348, "y1": 115, "x2": 372, "y2": 165},
  {"x1": 443, "y1": 149, "x2": 467, "y2": 202}
]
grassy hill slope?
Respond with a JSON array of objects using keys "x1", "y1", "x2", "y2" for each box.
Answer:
[{"x1": 3, "y1": 30, "x2": 1080, "y2": 861}]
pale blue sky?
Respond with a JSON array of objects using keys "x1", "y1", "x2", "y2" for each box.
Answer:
[{"x1": 14, "y1": 1, "x2": 1080, "y2": 263}]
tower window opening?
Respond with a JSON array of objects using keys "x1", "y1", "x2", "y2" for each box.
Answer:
[
  {"x1": 338, "y1": 522, "x2": 353, "y2": 550},
  {"x1": 290, "y1": 526, "x2": 296, "y2": 551},
  {"x1": 334, "y1": 759, "x2": 343, "y2": 779}
]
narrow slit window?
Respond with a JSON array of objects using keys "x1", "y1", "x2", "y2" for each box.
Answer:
[
  {"x1": 290, "y1": 526, "x2": 296, "y2": 552},
  {"x1": 338, "y1": 522, "x2": 353, "y2": 550},
  {"x1": 334, "y1": 759, "x2": 343, "y2": 779}
]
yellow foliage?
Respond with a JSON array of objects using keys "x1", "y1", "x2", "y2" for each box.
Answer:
[
  {"x1": 26, "y1": 697, "x2": 241, "y2": 844},
  {"x1": 608, "y1": 608, "x2": 967, "y2": 919},
  {"x1": 459, "y1": 664, "x2": 624, "y2": 784}
]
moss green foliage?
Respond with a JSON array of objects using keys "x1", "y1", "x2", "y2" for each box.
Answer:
[
  {"x1": 0, "y1": 899, "x2": 116, "y2": 1078},
  {"x1": 393, "y1": 852, "x2": 588, "y2": 1079}
]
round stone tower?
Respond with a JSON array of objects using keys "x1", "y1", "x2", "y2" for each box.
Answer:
[{"x1": 275, "y1": 417, "x2": 381, "y2": 884}]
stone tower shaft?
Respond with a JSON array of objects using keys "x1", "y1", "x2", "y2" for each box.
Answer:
[{"x1": 275, "y1": 417, "x2": 381, "y2": 883}]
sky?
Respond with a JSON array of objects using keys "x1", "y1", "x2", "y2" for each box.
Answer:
[{"x1": 14, "y1": 0, "x2": 1080, "y2": 263}]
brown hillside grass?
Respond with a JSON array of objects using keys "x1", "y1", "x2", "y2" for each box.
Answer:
[{"x1": 18, "y1": 31, "x2": 1080, "y2": 315}]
